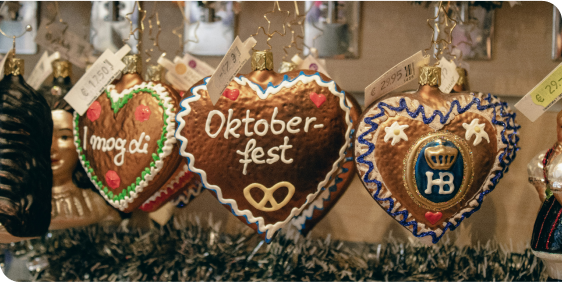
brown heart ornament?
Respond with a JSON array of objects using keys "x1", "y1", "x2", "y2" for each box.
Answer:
[
  {"x1": 354, "y1": 66, "x2": 520, "y2": 244},
  {"x1": 74, "y1": 74, "x2": 183, "y2": 212},
  {"x1": 291, "y1": 94, "x2": 362, "y2": 235},
  {"x1": 175, "y1": 51, "x2": 353, "y2": 242}
]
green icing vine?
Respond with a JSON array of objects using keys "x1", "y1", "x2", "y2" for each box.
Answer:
[{"x1": 73, "y1": 86, "x2": 171, "y2": 204}]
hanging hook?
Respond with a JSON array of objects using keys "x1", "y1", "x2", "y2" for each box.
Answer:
[
  {"x1": 0, "y1": 1, "x2": 31, "y2": 54},
  {"x1": 424, "y1": 1, "x2": 458, "y2": 65}
]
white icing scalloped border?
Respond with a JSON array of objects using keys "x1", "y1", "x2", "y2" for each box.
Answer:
[
  {"x1": 175, "y1": 73, "x2": 352, "y2": 241},
  {"x1": 73, "y1": 81, "x2": 177, "y2": 211},
  {"x1": 170, "y1": 180, "x2": 204, "y2": 206},
  {"x1": 141, "y1": 164, "x2": 190, "y2": 207},
  {"x1": 355, "y1": 92, "x2": 510, "y2": 237}
]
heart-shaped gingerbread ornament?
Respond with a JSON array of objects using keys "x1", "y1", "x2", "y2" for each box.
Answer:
[
  {"x1": 74, "y1": 80, "x2": 182, "y2": 212},
  {"x1": 355, "y1": 66, "x2": 520, "y2": 244},
  {"x1": 176, "y1": 51, "x2": 353, "y2": 241},
  {"x1": 291, "y1": 94, "x2": 362, "y2": 235}
]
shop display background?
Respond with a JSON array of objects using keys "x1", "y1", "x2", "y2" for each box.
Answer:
[{"x1": 17, "y1": 1, "x2": 561, "y2": 251}]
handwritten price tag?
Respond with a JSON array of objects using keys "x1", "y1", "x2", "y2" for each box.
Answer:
[
  {"x1": 206, "y1": 36, "x2": 256, "y2": 105},
  {"x1": 515, "y1": 62, "x2": 562, "y2": 122},
  {"x1": 27, "y1": 51, "x2": 60, "y2": 90},
  {"x1": 437, "y1": 57, "x2": 459, "y2": 94},
  {"x1": 364, "y1": 50, "x2": 429, "y2": 107},
  {"x1": 35, "y1": 19, "x2": 93, "y2": 69},
  {"x1": 64, "y1": 45, "x2": 130, "y2": 115}
]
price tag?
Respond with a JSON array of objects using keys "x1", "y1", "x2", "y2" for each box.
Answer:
[
  {"x1": 515, "y1": 62, "x2": 562, "y2": 122},
  {"x1": 35, "y1": 19, "x2": 93, "y2": 69},
  {"x1": 27, "y1": 51, "x2": 61, "y2": 90},
  {"x1": 177, "y1": 53, "x2": 215, "y2": 77},
  {"x1": 437, "y1": 57, "x2": 459, "y2": 94},
  {"x1": 64, "y1": 45, "x2": 130, "y2": 115},
  {"x1": 206, "y1": 36, "x2": 257, "y2": 105},
  {"x1": 299, "y1": 55, "x2": 331, "y2": 78},
  {"x1": 364, "y1": 50, "x2": 429, "y2": 107},
  {"x1": 158, "y1": 53, "x2": 216, "y2": 91}
]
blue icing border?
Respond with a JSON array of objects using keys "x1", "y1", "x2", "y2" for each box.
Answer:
[
  {"x1": 296, "y1": 129, "x2": 355, "y2": 233},
  {"x1": 356, "y1": 94, "x2": 520, "y2": 244},
  {"x1": 176, "y1": 72, "x2": 352, "y2": 243}
]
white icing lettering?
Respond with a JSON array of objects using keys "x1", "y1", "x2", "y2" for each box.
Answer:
[
  {"x1": 205, "y1": 110, "x2": 225, "y2": 138},
  {"x1": 425, "y1": 171, "x2": 455, "y2": 195},
  {"x1": 83, "y1": 126, "x2": 87, "y2": 150},
  {"x1": 129, "y1": 132, "x2": 149, "y2": 154},
  {"x1": 243, "y1": 109, "x2": 255, "y2": 137},
  {"x1": 251, "y1": 147, "x2": 265, "y2": 164},
  {"x1": 266, "y1": 147, "x2": 280, "y2": 164},
  {"x1": 304, "y1": 117, "x2": 317, "y2": 133},
  {"x1": 114, "y1": 138, "x2": 126, "y2": 166},
  {"x1": 280, "y1": 136, "x2": 293, "y2": 164},
  {"x1": 105, "y1": 137, "x2": 115, "y2": 151},
  {"x1": 254, "y1": 119, "x2": 269, "y2": 136},
  {"x1": 270, "y1": 107, "x2": 285, "y2": 135},
  {"x1": 236, "y1": 139, "x2": 256, "y2": 175},
  {"x1": 313, "y1": 124, "x2": 324, "y2": 129},
  {"x1": 224, "y1": 109, "x2": 241, "y2": 139},
  {"x1": 235, "y1": 136, "x2": 294, "y2": 174},
  {"x1": 287, "y1": 117, "x2": 302, "y2": 134},
  {"x1": 86, "y1": 132, "x2": 147, "y2": 167}
]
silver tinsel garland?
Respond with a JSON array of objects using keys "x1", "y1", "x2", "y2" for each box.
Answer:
[{"x1": 0, "y1": 217, "x2": 546, "y2": 281}]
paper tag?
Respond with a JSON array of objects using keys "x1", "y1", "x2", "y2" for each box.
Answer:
[
  {"x1": 27, "y1": 51, "x2": 61, "y2": 90},
  {"x1": 64, "y1": 45, "x2": 130, "y2": 115},
  {"x1": 299, "y1": 55, "x2": 330, "y2": 78},
  {"x1": 206, "y1": 36, "x2": 256, "y2": 105},
  {"x1": 158, "y1": 54, "x2": 216, "y2": 91},
  {"x1": 178, "y1": 53, "x2": 215, "y2": 77},
  {"x1": 364, "y1": 50, "x2": 429, "y2": 106},
  {"x1": 515, "y1": 61, "x2": 562, "y2": 122},
  {"x1": 35, "y1": 19, "x2": 93, "y2": 69},
  {"x1": 438, "y1": 57, "x2": 459, "y2": 94}
]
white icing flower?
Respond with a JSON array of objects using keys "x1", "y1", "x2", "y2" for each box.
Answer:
[
  {"x1": 383, "y1": 122, "x2": 409, "y2": 146},
  {"x1": 462, "y1": 119, "x2": 490, "y2": 146}
]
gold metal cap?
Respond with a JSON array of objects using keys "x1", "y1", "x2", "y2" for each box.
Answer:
[
  {"x1": 456, "y1": 67, "x2": 467, "y2": 86},
  {"x1": 278, "y1": 61, "x2": 297, "y2": 73},
  {"x1": 4, "y1": 57, "x2": 24, "y2": 76},
  {"x1": 122, "y1": 54, "x2": 141, "y2": 74},
  {"x1": 144, "y1": 64, "x2": 164, "y2": 82},
  {"x1": 251, "y1": 50, "x2": 273, "y2": 71},
  {"x1": 52, "y1": 59, "x2": 71, "y2": 78},
  {"x1": 418, "y1": 66, "x2": 440, "y2": 86}
]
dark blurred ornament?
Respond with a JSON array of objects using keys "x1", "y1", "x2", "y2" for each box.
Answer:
[{"x1": 0, "y1": 56, "x2": 53, "y2": 241}]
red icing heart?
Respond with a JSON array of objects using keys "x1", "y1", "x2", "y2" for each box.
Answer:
[
  {"x1": 135, "y1": 105, "x2": 151, "y2": 122},
  {"x1": 309, "y1": 92, "x2": 326, "y2": 108},
  {"x1": 87, "y1": 101, "x2": 101, "y2": 122},
  {"x1": 105, "y1": 170, "x2": 121, "y2": 189},
  {"x1": 425, "y1": 211, "x2": 442, "y2": 225},
  {"x1": 223, "y1": 89, "x2": 240, "y2": 101}
]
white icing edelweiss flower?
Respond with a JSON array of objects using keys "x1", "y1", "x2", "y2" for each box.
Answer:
[
  {"x1": 383, "y1": 121, "x2": 409, "y2": 146},
  {"x1": 462, "y1": 119, "x2": 490, "y2": 146}
]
